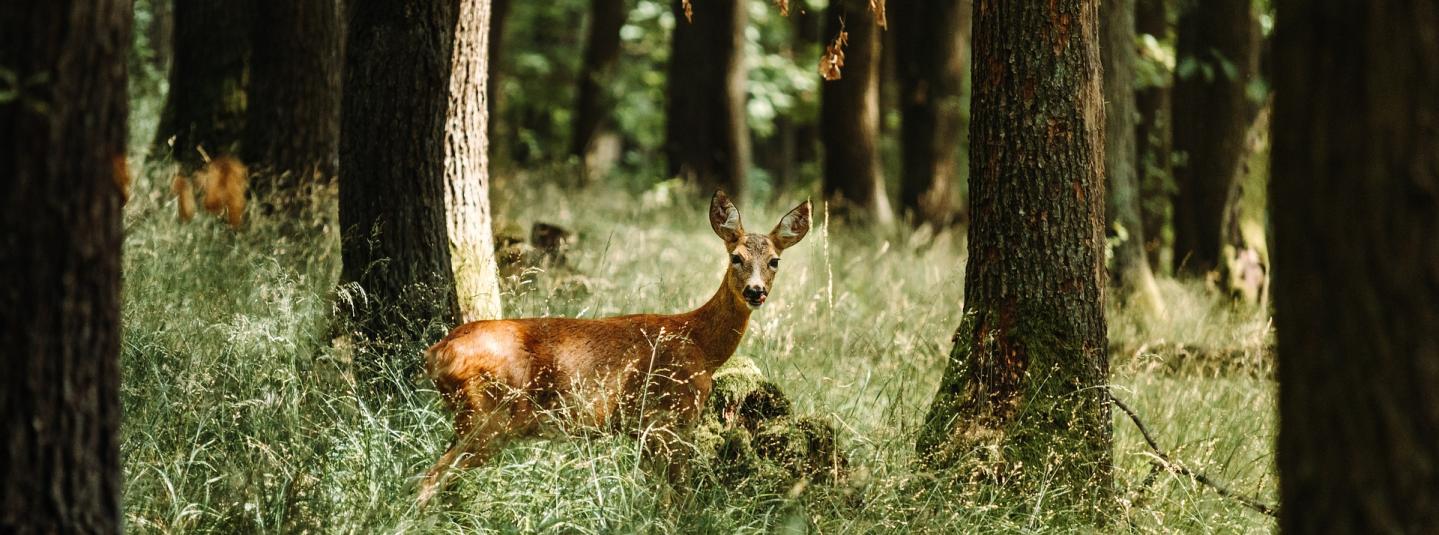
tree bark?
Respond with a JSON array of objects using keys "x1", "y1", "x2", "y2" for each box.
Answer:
[
  {"x1": 820, "y1": 0, "x2": 893, "y2": 224},
  {"x1": 1272, "y1": 0, "x2": 1439, "y2": 531},
  {"x1": 571, "y1": 0, "x2": 626, "y2": 182},
  {"x1": 1170, "y1": 0, "x2": 1256, "y2": 276},
  {"x1": 340, "y1": 0, "x2": 461, "y2": 351},
  {"x1": 1134, "y1": 0, "x2": 1171, "y2": 272},
  {"x1": 243, "y1": 0, "x2": 342, "y2": 209},
  {"x1": 446, "y1": 0, "x2": 504, "y2": 323},
  {"x1": 1102, "y1": 0, "x2": 1164, "y2": 313},
  {"x1": 916, "y1": 0, "x2": 1111, "y2": 507},
  {"x1": 0, "y1": 0, "x2": 129, "y2": 531},
  {"x1": 893, "y1": 0, "x2": 971, "y2": 228},
  {"x1": 154, "y1": 0, "x2": 253, "y2": 169},
  {"x1": 665, "y1": 0, "x2": 750, "y2": 197}
]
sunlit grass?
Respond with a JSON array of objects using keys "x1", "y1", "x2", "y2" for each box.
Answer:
[{"x1": 119, "y1": 169, "x2": 1276, "y2": 533}]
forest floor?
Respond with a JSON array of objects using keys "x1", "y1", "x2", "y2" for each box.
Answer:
[{"x1": 118, "y1": 172, "x2": 1276, "y2": 533}]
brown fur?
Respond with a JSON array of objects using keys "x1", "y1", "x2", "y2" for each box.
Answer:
[{"x1": 418, "y1": 191, "x2": 811, "y2": 503}]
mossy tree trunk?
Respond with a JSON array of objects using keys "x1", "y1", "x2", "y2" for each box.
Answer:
[
  {"x1": 570, "y1": 0, "x2": 626, "y2": 182},
  {"x1": 243, "y1": 0, "x2": 342, "y2": 210},
  {"x1": 446, "y1": 0, "x2": 504, "y2": 323},
  {"x1": 340, "y1": 0, "x2": 461, "y2": 354},
  {"x1": 893, "y1": 0, "x2": 971, "y2": 228},
  {"x1": 0, "y1": 0, "x2": 129, "y2": 530},
  {"x1": 916, "y1": 0, "x2": 1112, "y2": 507},
  {"x1": 1272, "y1": 0, "x2": 1439, "y2": 531},
  {"x1": 154, "y1": 0, "x2": 253, "y2": 169},
  {"x1": 665, "y1": 0, "x2": 750, "y2": 197},
  {"x1": 820, "y1": 0, "x2": 893, "y2": 224},
  {"x1": 1134, "y1": 0, "x2": 1172, "y2": 272}
]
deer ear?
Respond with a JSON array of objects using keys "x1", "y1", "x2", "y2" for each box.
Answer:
[
  {"x1": 770, "y1": 200, "x2": 811, "y2": 250},
  {"x1": 709, "y1": 190, "x2": 743, "y2": 243}
]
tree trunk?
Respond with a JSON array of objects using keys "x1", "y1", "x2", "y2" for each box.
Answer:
[
  {"x1": 571, "y1": 0, "x2": 626, "y2": 182},
  {"x1": 1134, "y1": 0, "x2": 1171, "y2": 272},
  {"x1": 487, "y1": 0, "x2": 512, "y2": 160},
  {"x1": 0, "y1": 1, "x2": 128, "y2": 531},
  {"x1": 1102, "y1": 0, "x2": 1165, "y2": 313},
  {"x1": 820, "y1": 0, "x2": 893, "y2": 224},
  {"x1": 665, "y1": 0, "x2": 750, "y2": 197},
  {"x1": 1170, "y1": 0, "x2": 1256, "y2": 276},
  {"x1": 154, "y1": 0, "x2": 253, "y2": 169},
  {"x1": 446, "y1": 0, "x2": 504, "y2": 323},
  {"x1": 1272, "y1": 1, "x2": 1439, "y2": 531},
  {"x1": 916, "y1": 0, "x2": 1111, "y2": 507},
  {"x1": 147, "y1": 0, "x2": 174, "y2": 75},
  {"x1": 243, "y1": 0, "x2": 342, "y2": 209},
  {"x1": 340, "y1": 0, "x2": 461, "y2": 353},
  {"x1": 893, "y1": 0, "x2": 970, "y2": 228}
]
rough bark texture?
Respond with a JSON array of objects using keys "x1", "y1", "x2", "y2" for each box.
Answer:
[
  {"x1": 820, "y1": 0, "x2": 893, "y2": 224},
  {"x1": 446, "y1": 0, "x2": 504, "y2": 323},
  {"x1": 340, "y1": 0, "x2": 461, "y2": 348},
  {"x1": 0, "y1": 0, "x2": 129, "y2": 531},
  {"x1": 571, "y1": 0, "x2": 626, "y2": 181},
  {"x1": 665, "y1": 0, "x2": 751, "y2": 197},
  {"x1": 894, "y1": 0, "x2": 971, "y2": 228},
  {"x1": 154, "y1": 0, "x2": 253, "y2": 169},
  {"x1": 1101, "y1": 0, "x2": 1164, "y2": 312},
  {"x1": 1272, "y1": 0, "x2": 1439, "y2": 531},
  {"x1": 1134, "y1": 0, "x2": 1171, "y2": 271},
  {"x1": 1170, "y1": 0, "x2": 1256, "y2": 276},
  {"x1": 916, "y1": 0, "x2": 1111, "y2": 506},
  {"x1": 243, "y1": 0, "x2": 342, "y2": 208}
]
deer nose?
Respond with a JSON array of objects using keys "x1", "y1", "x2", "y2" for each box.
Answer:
[{"x1": 743, "y1": 285, "x2": 767, "y2": 300}]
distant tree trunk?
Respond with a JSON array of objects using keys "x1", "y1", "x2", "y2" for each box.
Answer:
[
  {"x1": 1102, "y1": 0, "x2": 1165, "y2": 313},
  {"x1": 154, "y1": 0, "x2": 253, "y2": 169},
  {"x1": 148, "y1": 0, "x2": 174, "y2": 74},
  {"x1": 820, "y1": 0, "x2": 893, "y2": 224},
  {"x1": 570, "y1": 0, "x2": 626, "y2": 182},
  {"x1": 1272, "y1": 1, "x2": 1439, "y2": 531},
  {"x1": 1134, "y1": 0, "x2": 1171, "y2": 272},
  {"x1": 243, "y1": 0, "x2": 342, "y2": 209},
  {"x1": 1170, "y1": 0, "x2": 1256, "y2": 276},
  {"x1": 0, "y1": 0, "x2": 128, "y2": 531},
  {"x1": 791, "y1": 4, "x2": 822, "y2": 173},
  {"x1": 666, "y1": 0, "x2": 750, "y2": 197},
  {"x1": 894, "y1": 0, "x2": 970, "y2": 228},
  {"x1": 340, "y1": 0, "x2": 461, "y2": 353},
  {"x1": 446, "y1": 0, "x2": 504, "y2": 323},
  {"x1": 487, "y1": 0, "x2": 512, "y2": 160},
  {"x1": 916, "y1": 0, "x2": 1111, "y2": 507}
]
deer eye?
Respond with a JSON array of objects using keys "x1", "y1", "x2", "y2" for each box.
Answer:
[
  {"x1": 768, "y1": 258, "x2": 780, "y2": 269},
  {"x1": 730, "y1": 254, "x2": 743, "y2": 265}
]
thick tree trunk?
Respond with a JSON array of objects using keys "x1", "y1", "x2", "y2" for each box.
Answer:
[
  {"x1": 154, "y1": 0, "x2": 253, "y2": 169},
  {"x1": 1272, "y1": 1, "x2": 1439, "y2": 531},
  {"x1": 571, "y1": 0, "x2": 626, "y2": 182},
  {"x1": 1170, "y1": 0, "x2": 1256, "y2": 276},
  {"x1": 1102, "y1": 0, "x2": 1164, "y2": 313},
  {"x1": 820, "y1": 0, "x2": 893, "y2": 224},
  {"x1": 1134, "y1": 0, "x2": 1171, "y2": 272},
  {"x1": 894, "y1": 0, "x2": 970, "y2": 228},
  {"x1": 243, "y1": 0, "x2": 342, "y2": 209},
  {"x1": 916, "y1": 0, "x2": 1111, "y2": 507},
  {"x1": 446, "y1": 0, "x2": 504, "y2": 323},
  {"x1": 0, "y1": 0, "x2": 129, "y2": 531},
  {"x1": 340, "y1": 0, "x2": 461, "y2": 351},
  {"x1": 665, "y1": 0, "x2": 750, "y2": 197}
]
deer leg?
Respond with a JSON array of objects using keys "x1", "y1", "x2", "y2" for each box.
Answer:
[{"x1": 418, "y1": 378, "x2": 515, "y2": 506}]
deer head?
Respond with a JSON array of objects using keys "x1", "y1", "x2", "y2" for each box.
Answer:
[{"x1": 709, "y1": 190, "x2": 811, "y2": 309}]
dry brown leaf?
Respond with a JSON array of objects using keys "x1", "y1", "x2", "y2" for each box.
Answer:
[
  {"x1": 820, "y1": 26, "x2": 848, "y2": 81},
  {"x1": 682, "y1": 0, "x2": 693, "y2": 22},
  {"x1": 774, "y1": 0, "x2": 790, "y2": 16},
  {"x1": 869, "y1": 0, "x2": 887, "y2": 29},
  {"x1": 171, "y1": 172, "x2": 195, "y2": 222}
]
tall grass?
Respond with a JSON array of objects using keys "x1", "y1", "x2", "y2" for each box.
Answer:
[{"x1": 119, "y1": 171, "x2": 1276, "y2": 533}]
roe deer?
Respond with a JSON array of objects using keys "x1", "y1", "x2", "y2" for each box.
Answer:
[{"x1": 418, "y1": 191, "x2": 811, "y2": 502}]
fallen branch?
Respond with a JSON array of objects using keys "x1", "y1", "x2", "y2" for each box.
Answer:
[{"x1": 1110, "y1": 392, "x2": 1278, "y2": 518}]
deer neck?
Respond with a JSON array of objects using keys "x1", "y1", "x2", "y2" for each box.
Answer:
[{"x1": 685, "y1": 276, "x2": 752, "y2": 373}]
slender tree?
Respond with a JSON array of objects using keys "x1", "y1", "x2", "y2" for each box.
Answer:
[
  {"x1": 571, "y1": 0, "x2": 627, "y2": 181},
  {"x1": 154, "y1": 0, "x2": 253, "y2": 169},
  {"x1": 1102, "y1": 0, "x2": 1165, "y2": 312},
  {"x1": 0, "y1": 0, "x2": 129, "y2": 531},
  {"x1": 1272, "y1": 0, "x2": 1439, "y2": 531},
  {"x1": 665, "y1": 0, "x2": 751, "y2": 197},
  {"x1": 340, "y1": 0, "x2": 462, "y2": 350},
  {"x1": 1134, "y1": 0, "x2": 1172, "y2": 271},
  {"x1": 893, "y1": 0, "x2": 971, "y2": 228},
  {"x1": 243, "y1": 0, "x2": 343, "y2": 209},
  {"x1": 1170, "y1": 0, "x2": 1256, "y2": 276},
  {"x1": 487, "y1": 0, "x2": 513, "y2": 158},
  {"x1": 446, "y1": 0, "x2": 505, "y2": 323},
  {"x1": 916, "y1": 0, "x2": 1111, "y2": 506},
  {"x1": 820, "y1": 0, "x2": 893, "y2": 223}
]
